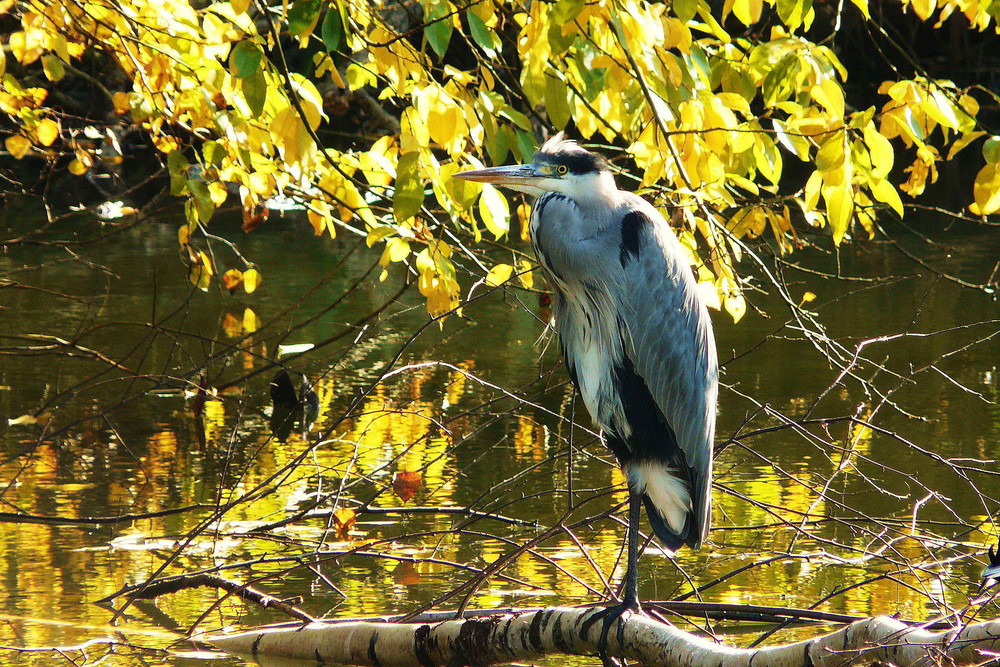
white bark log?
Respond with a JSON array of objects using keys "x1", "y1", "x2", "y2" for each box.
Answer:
[{"x1": 201, "y1": 606, "x2": 1000, "y2": 666}]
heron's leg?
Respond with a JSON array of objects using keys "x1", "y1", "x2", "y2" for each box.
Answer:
[{"x1": 583, "y1": 487, "x2": 643, "y2": 666}]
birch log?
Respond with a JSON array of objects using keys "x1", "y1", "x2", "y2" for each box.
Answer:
[{"x1": 202, "y1": 606, "x2": 1000, "y2": 666}]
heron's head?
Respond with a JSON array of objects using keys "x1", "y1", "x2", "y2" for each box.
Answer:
[{"x1": 453, "y1": 132, "x2": 616, "y2": 200}]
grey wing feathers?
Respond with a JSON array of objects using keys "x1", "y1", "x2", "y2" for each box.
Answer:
[{"x1": 617, "y1": 200, "x2": 718, "y2": 545}]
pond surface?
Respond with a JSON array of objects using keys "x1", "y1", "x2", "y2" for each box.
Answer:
[{"x1": 0, "y1": 200, "x2": 998, "y2": 665}]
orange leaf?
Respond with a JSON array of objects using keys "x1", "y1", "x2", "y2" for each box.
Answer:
[
  {"x1": 392, "y1": 471, "x2": 423, "y2": 503},
  {"x1": 222, "y1": 269, "x2": 244, "y2": 293},
  {"x1": 333, "y1": 507, "x2": 357, "y2": 537},
  {"x1": 242, "y1": 204, "x2": 269, "y2": 232}
]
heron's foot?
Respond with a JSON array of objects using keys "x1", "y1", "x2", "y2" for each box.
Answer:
[{"x1": 582, "y1": 599, "x2": 642, "y2": 667}]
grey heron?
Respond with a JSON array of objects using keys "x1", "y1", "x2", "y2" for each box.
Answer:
[{"x1": 454, "y1": 133, "x2": 718, "y2": 657}]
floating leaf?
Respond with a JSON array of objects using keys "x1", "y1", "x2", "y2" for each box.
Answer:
[
  {"x1": 333, "y1": 507, "x2": 356, "y2": 536},
  {"x1": 392, "y1": 471, "x2": 423, "y2": 502}
]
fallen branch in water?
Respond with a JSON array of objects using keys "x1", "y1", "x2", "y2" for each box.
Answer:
[{"x1": 200, "y1": 605, "x2": 1000, "y2": 666}]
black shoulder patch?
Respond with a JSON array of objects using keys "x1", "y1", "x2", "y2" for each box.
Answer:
[{"x1": 619, "y1": 210, "x2": 649, "y2": 267}]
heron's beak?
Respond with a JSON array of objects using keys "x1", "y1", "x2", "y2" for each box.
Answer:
[{"x1": 452, "y1": 164, "x2": 541, "y2": 187}]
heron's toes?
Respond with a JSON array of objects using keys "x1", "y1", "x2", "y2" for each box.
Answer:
[{"x1": 582, "y1": 601, "x2": 642, "y2": 666}]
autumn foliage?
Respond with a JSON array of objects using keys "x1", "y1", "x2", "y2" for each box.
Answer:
[{"x1": 1, "y1": 0, "x2": 998, "y2": 319}]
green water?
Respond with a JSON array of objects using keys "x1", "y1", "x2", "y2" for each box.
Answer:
[{"x1": 0, "y1": 204, "x2": 998, "y2": 665}]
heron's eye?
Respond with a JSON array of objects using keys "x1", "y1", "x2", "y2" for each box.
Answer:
[{"x1": 556, "y1": 165, "x2": 568, "y2": 175}]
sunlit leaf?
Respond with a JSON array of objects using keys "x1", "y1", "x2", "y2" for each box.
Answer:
[
  {"x1": 5, "y1": 134, "x2": 31, "y2": 159},
  {"x1": 478, "y1": 184, "x2": 509, "y2": 239},
  {"x1": 870, "y1": 178, "x2": 903, "y2": 217},
  {"x1": 485, "y1": 263, "x2": 514, "y2": 287},
  {"x1": 393, "y1": 152, "x2": 424, "y2": 222},
  {"x1": 381, "y1": 237, "x2": 411, "y2": 265},
  {"x1": 41, "y1": 54, "x2": 65, "y2": 82},
  {"x1": 849, "y1": 0, "x2": 870, "y2": 18},
  {"x1": 822, "y1": 181, "x2": 854, "y2": 244},
  {"x1": 243, "y1": 268, "x2": 261, "y2": 293},
  {"x1": 971, "y1": 163, "x2": 1000, "y2": 216},
  {"x1": 188, "y1": 248, "x2": 214, "y2": 291},
  {"x1": 467, "y1": 11, "x2": 497, "y2": 57}
]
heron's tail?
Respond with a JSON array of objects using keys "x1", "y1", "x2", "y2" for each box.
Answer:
[{"x1": 642, "y1": 494, "x2": 698, "y2": 552}]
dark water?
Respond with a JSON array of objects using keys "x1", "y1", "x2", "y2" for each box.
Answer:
[{"x1": 0, "y1": 204, "x2": 998, "y2": 665}]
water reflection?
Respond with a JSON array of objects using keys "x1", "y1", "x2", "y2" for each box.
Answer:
[{"x1": 0, "y1": 210, "x2": 998, "y2": 664}]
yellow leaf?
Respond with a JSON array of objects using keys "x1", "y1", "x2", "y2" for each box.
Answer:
[
  {"x1": 308, "y1": 206, "x2": 328, "y2": 236},
  {"x1": 230, "y1": 0, "x2": 250, "y2": 13},
  {"x1": 811, "y1": 80, "x2": 845, "y2": 118},
  {"x1": 734, "y1": 0, "x2": 763, "y2": 24},
  {"x1": 870, "y1": 178, "x2": 903, "y2": 217},
  {"x1": 517, "y1": 259, "x2": 534, "y2": 289},
  {"x1": 908, "y1": 0, "x2": 935, "y2": 21},
  {"x1": 208, "y1": 181, "x2": 229, "y2": 205},
  {"x1": 923, "y1": 88, "x2": 960, "y2": 131},
  {"x1": 815, "y1": 134, "x2": 846, "y2": 172},
  {"x1": 380, "y1": 237, "x2": 410, "y2": 265},
  {"x1": 804, "y1": 170, "x2": 823, "y2": 211},
  {"x1": 153, "y1": 135, "x2": 180, "y2": 153},
  {"x1": 850, "y1": 0, "x2": 870, "y2": 19},
  {"x1": 822, "y1": 181, "x2": 854, "y2": 244},
  {"x1": 947, "y1": 131, "x2": 986, "y2": 160},
  {"x1": 862, "y1": 124, "x2": 894, "y2": 176},
  {"x1": 478, "y1": 184, "x2": 509, "y2": 239},
  {"x1": 189, "y1": 250, "x2": 214, "y2": 291},
  {"x1": 244, "y1": 268, "x2": 261, "y2": 293},
  {"x1": 971, "y1": 163, "x2": 1000, "y2": 216},
  {"x1": 5, "y1": 134, "x2": 31, "y2": 159},
  {"x1": 485, "y1": 263, "x2": 513, "y2": 287},
  {"x1": 41, "y1": 54, "x2": 65, "y2": 82}
]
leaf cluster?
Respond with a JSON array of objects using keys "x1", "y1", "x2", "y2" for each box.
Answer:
[{"x1": 1, "y1": 0, "x2": 999, "y2": 318}]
